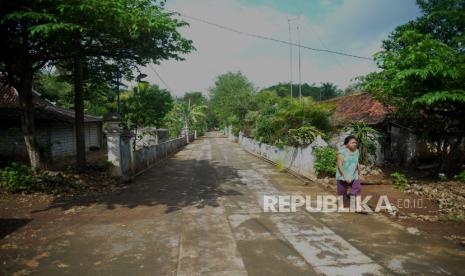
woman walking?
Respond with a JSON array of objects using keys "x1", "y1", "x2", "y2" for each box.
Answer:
[{"x1": 336, "y1": 135, "x2": 363, "y2": 203}]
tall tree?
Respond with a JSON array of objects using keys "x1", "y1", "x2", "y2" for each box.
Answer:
[
  {"x1": 0, "y1": 0, "x2": 193, "y2": 168},
  {"x1": 362, "y1": 0, "x2": 465, "y2": 174},
  {"x1": 320, "y1": 82, "x2": 339, "y2": 101},
  {"x1": 54, "y1": 0, "x2": 193, "y2": 167},
  {"x1": 0, "y1": 0, "x2": 71, "y2": 169},
  {"x1": 122, "y1": 83, "x2": 173, "y2": 130},
  {"x1": 209, "y1": 71, "x2": 256, "y2": 126},
  {"x1": 174, "y1": 101, "x2": 206, "y2": 142},
  {"x1": 181, "y1": 91, "x2": 207, "y2": 106}
]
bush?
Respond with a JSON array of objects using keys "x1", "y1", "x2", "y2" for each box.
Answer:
[
  {"x1": 390, "y1": 172, "x2": 409, "y2": 191},
  {"x1": 288, "y1": 126, "x2": 324, "y2": 147},
  {"x1": 0, "y1": 163, "x2": 35, "y2": 192},
  {"x1": 314, "y1": 147, "x2": 337, "y2": 177},
  {"x1": 456, "y1": 170, "x2": 465, "y2": 183},
  {"x1": 252, "y1": 98, "x2": 332, "y2": 146}
]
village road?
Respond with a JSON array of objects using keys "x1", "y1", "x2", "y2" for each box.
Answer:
[{"x1": 1, "y1": 132, "x2": 465, "y2": 275}]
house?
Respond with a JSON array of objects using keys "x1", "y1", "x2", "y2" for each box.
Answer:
[
  {"x1": 326, "y1": 92, "x2": 422, "y2": 165},
  {"x1": 326, "y1": 92, "x2": 390, "y2": 126},
  {"x1": 0, "y1": 83, "x2": 103, "y2": 162}
]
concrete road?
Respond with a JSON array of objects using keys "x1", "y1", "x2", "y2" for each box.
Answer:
[{"x1": 1, "y1": 133, "x2": 464, "y2": 275}]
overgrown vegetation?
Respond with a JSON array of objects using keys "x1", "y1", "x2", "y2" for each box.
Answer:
[
  {"x1": 361, "y1": 0, "x2": 465, "y2": 175},
  {"x1": 287, "y1": 126, "x2": 325, "y2": 147},
  {"x1": 208, "y1": 72, "x2": 334, "y2": 147},
  {"x1": 1, "y1": 0, "x2": 194, "y2": 169},
  {"x1": 345, "y1": 122, "x2": 381, "y2": 165},
  {"x1": 390, "y1": 172, "x2": 409, "y2": 191},
  {"x1": 0, "y1": 161, "x2": 118, "y2": 195},
  {"x1": 313, "y1": 147, "x2": 338, "y2": 177},
  {"x1": 0, "y1": 163, "x2": 35, "y2": 192}
]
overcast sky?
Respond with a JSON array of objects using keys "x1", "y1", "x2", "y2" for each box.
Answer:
[{"x1": 140, "y1": 0, "x2": 421, "y2": 97}]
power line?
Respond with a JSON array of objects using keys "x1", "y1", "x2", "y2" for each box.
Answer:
[
  {"x1": 148, "y1": 64, "x2": 172, "y2": 91},
  {"x1": 307, "y1": 21, "x2": 348, "y2": 77},
  {"x1": 166, "y1": 9, "x2": 373, "y2": 61}
]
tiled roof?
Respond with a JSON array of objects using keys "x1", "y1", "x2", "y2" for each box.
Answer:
[
  {"x1": 0, "y1": 82, "x2": 102, "y2": 123},
  {"x1": 326, "y1": 92, "x2": 390, "y2": 125}
]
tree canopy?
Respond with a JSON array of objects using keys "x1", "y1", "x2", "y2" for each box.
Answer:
[
  {"x1": 361, "y1": 0, "x2": 465, "y2": 173},
  {"x1": 0, "y1": 0, "x2": 194, "y2": 168},
  {"x1": 122, "y1": 83, "x2": 173, "y2": 129},
  {"x1": 209, "y1": 71, "x2": 256, "y2": 126}
]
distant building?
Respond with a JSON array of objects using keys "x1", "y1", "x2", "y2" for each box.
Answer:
[
  {"x1": 326, "y1": 92, "x2": 422, "y2": 165},
  {"x1": 326, "y1": 92, "x2": 390, "y2": 126},
  {"x1": 0, "y1": 83, "x2": 103, "y2": 162}
]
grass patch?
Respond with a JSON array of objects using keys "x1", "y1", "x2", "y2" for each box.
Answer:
[
  {"x1": 438, "y1": 214, "x2": 463, "y2": 222},
  {"x1": 275, "y1": 159, "x2": 286, "y2": 172}
]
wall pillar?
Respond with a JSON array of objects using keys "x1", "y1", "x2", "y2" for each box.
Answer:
[{"x1": 104, "y1": 112, "x2": 134, "y2": 182}]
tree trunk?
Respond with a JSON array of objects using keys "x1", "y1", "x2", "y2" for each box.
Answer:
[
  {"x1": 73, "y1": 55, "x2": 86, "y2": 168},
  {"x1": 18, "y1": 68, "x2": 42, "y2": 170}
]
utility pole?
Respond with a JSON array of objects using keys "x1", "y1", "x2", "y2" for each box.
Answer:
[
  {"x1": 287, "y1": 17, "x2": 296, "y2": 101},
  {"x1": 297, "y1": 22, "x2": 302, "y2": 102}
]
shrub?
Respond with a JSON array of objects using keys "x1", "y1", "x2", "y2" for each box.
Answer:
[
  {"x1": 456, "y1": 170, "x2": 465, "y2": 183},
  {"x1": 314, "y1": 147, "x2": 337, "y2": 177},
  {"x1": 0, "y1": 163, "x2": 35, "y2": 192},
  {"x1": 390, "y1": 172, "x2": 409, "y2": 191},
  {"x1": 252, "y1": 98, "x2": 332, "y2": 146},
  {"x1": 287, "y1": 126, "x2": 324, "y2": 147}
]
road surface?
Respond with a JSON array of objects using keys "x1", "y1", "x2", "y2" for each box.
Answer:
[{"x1": 1, "y1": 132, "x2": 464, "y2": 275}]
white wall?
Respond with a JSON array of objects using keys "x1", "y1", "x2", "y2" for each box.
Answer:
[
  {"x1": 0, "y1": 121, "x2": 102, "y2": 160},
  {"x1": 237, "y1": 133, "x2": 327, "y2": 181}
]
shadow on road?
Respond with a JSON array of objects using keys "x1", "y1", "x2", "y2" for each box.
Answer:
[
  {"x1": 33, "y1": 141, "x2": 242, "y2": 214},
  {"x1": 0, "y1": 218, "x2": 32, "y2": 239}
]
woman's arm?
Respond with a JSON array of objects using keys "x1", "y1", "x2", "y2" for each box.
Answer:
[
  {"x1": 358, "y1": 163, "x2": 363, "y2": 180},
  {"x1": 337, "y1": 153, "x2": 350, "y2": 182}
]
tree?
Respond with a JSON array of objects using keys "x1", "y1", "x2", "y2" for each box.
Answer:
[
  {"x1": 320, "y1": 82, "x2": 339, "y2": 101},
  {"x1": 0, "y1": 0, "x2": 193, "y2": 168},
  {"x1": 35, "y1": 67, "x2": 114, "y2": 116},
  {"x1": 209, "y1": 71, "x2": 256, "y2": 127},
  {"x1": 122, "y1": 83, "x2": 173, "y2": 129},
  {"x1": 54, "y1": 0, "x2": 193, "y2": 167},
  {"x1": 261, "y1": 83, "x2": 321, "y2": 100},
  {"x1": 260, "y1": 82, "x2": 340, "y2": 101},
  {"x1": 362, "y1": 0, "x2": 465, "y2": 174},
  {"x1": 346, "y1": 122, "x2": 381, "y2": 165},
  {"x1": 181, "y1": 91, "x2": 207, "y2": 106},
  {"x1": 121, "y1": 82, "x2": 173, "y2": 150},
  {"x1": 1, "y1": 0, "x2": 68, "y2": 169},
  {"x1": 173, "y1": 101, "x2": 206, "y2": 142}
]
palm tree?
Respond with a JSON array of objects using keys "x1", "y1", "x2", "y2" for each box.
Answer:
[
  {"x1": 174, "y1": 99, "x2": 207, "y2": 142},
  {"x1": 346, "y1": 121, "x2": 382, "y2": 164},
  {"x1": 320, "y1": 82, "x2": 338, "y2": 101}
]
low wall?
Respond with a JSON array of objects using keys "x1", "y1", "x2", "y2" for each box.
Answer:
[
  {"x1": 237, "y1": 133, "x2": 327, "y2": 181},
  {"x1": 133, "y1": 137, "x2": 187, "y2": 174}
]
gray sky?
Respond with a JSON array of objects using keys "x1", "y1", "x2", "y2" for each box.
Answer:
[{"x1": 140, "y1": 0, "x2": 421, "y2": 96}]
